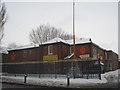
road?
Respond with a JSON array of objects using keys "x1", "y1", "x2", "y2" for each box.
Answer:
[
  {"x1": 2, "y1": 83, "x2": 47, "y2": 88},
  {"x1": 1, "y1": 82, "x2": 120, "y2": 89},
  {"x1": 81, "y1": 82, "x2": 119, "y2": 88}
]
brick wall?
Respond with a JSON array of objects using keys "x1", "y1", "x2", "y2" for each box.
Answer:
[{"x1": 7, "y1": 47, "x2": 40, "y2": 63}]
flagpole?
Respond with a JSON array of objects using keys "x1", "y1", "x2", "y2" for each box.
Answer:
[
  {"x1": 73, "y1": 1, "x2": 76, "y2": 60},
  {"x1": 72, "y1": 0, "x2": 76, "y2": 79}
]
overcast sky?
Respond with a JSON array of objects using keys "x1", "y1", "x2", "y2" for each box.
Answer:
[{"x1": 1, "y1": 0, "x2": 118, "y2": 54}]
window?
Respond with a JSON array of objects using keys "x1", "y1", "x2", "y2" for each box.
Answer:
[
  {"x1": 70, "y1": 46, "x2": 74, "y2": 54},
  {"x1": 48, "y1": 45, "x2": 53, "y2": 55},
  {"x1": 23, "y1": 50, "x2": 27, "y2": 58},
  {"x1": 93, "y1": 48, "x2": 97, "y2": 59}
]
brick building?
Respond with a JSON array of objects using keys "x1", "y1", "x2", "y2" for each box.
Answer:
[{"x1": 1, "y1": 37, "x2": 119, "y2": 74}]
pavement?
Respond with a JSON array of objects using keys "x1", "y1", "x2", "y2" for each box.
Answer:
[{"x1": 0, "y1": 75, "x2": 119, "y2": 89}]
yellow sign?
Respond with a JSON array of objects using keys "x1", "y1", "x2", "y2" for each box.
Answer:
[
  {"x1": 100, "y1": 56, "x2": 103, "y2": 60},
  {"x1": 43, "y1": 55, "x2": 58, "y2": 61}
]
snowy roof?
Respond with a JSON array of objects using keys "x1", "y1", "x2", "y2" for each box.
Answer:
[
  {"x1": 8, "y1": 44, "x2": 39, "y2": 51},
  {"x1": 42, "y1": 37, "x2": 68, "y2": 45},
  {"x1": 42, "y1": 37, "x2": 91, "y2": 45},
  {"x1": 7, "y1": 37, "x2": 91, "y2": 51},
  {"x1": 66, "y1": 38, "x2": 91, "y2": 45}
]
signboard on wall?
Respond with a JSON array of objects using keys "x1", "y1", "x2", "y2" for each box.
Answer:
[
  {"x1": 43, "y1": 55, "x2": 58, "y2": 61},
  {"x1": 79, "y1": 54, "x2": 90, "y2": 58},
  {"x1": 80, "y1": 47, "x2": 86, "y2": 54},
  {"x1": 100, "y1": 56, "x2": 103, "y2": 60},
  {"x1": 10, "y1": 52, "x2": 16, "y2": 61}
]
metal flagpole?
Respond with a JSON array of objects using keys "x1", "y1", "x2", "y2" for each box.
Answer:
[
  {"x1": 73, "y1": 1, "x2": 76, "y2": 60},
  {"x1": 72, "y1": 0, "x2": 76, "y2": 78}
]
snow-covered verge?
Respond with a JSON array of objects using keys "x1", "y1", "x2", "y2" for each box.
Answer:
[
  {"x1": 0, "y1": 76, "x2": 107, "y2": 88},
  {"x1": 102, "y1": 69, "x2": 120, "y2": 83},
  {"x1": 0, "y1": 69, "x2": 119, "y2": 88}
]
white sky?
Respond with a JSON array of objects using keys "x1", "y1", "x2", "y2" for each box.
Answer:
[{"x1": 1, "y1": 0, "x2": 119, "y2": 54}]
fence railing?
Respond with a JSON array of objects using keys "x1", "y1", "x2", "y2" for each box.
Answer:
[
  {"x1": 2, "y1": 59, "x2": 102, "y2": 79},
  {"x1": 2, "y1": 73, "x2": 100, "y2": 79}
]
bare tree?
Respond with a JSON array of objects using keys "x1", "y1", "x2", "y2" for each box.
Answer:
[
  {"x1": 0, "y1": 2, "x2": 7, "y2": 44},
  {"x1": 29, "y1": 24, "x2": 73, "y2": 45}
]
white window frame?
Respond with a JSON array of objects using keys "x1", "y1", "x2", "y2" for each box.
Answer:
[{"x1": 48, "y1": 45, "x2": 53, "y2": 55}]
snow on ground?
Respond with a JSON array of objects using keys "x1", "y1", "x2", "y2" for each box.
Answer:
[
  {"x1": 102, "y1": 69, "x2": 120, "y2": 83},
  {"x1": 1, "y1": 76, "x2": 107, "y2": 88},
  {"x1": 1, "y1": 69, "x2": 119, "y2": 88}
]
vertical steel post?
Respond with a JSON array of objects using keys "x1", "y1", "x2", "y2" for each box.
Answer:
[
  {"x1": 24, "y1": 74, "x2": 27, "y2": 83},
  {"x1": 72, "y1": 0, "x2": 76, "y2": 79},
  {"x1": 73, "y1": 1, "x2": 76, "y2": 60},
  {"x1": 67, "y1": 75, "x2": 70, "y2": 86},
  {"x1": 98, "y1": 58, "x2": 101, "y2": 80}
]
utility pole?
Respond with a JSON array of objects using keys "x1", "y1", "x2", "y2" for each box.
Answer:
[
  {"x1": 72, "y1": 0, "x2": 76, "y2": 78},
  {"x1": 73, "y1": 1, "x2": 76, "y2": 60}
]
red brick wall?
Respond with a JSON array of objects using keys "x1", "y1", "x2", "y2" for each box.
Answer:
[
  {"x1": 91, "y1": 45, "x2": 98, "y2": 59},
  {"x1": 97, "y1": 48, "x2": 105, "y2": 60},
  {"x1": 111, "y1": 52, "x2": 118, "y2": 70},
  {"x1": 7, "y1": 47, "x2": 40, "y2": 63},
  {"x1": 107, "y1": 51, "x2": 119, "y2": 70},
  {"x1": 61, "y1": 43, "x2": 70, "y2": 59},
  {"x1": 41, "y1": 43, "x2": 92, "y2": 60},
  {"x1": 75, "y1": 43, "x2": 106, "y2": 60},
  {"x1": 75, "y1": 44, "x2": 91, "y2": 59},
  {"x1": 41, "y1": 43, "x2": 70, "y2": 60},
  {"x1": 2, "y1": 54, "x2": 9, "y2": 63}
]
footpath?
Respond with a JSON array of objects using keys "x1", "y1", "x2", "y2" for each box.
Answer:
[
  {"x1": 0, "y1": 75, "x2": 108, "y2": 88},
  {"x1": 0, "y1": 69, "x2": 119, "y2": 88}
]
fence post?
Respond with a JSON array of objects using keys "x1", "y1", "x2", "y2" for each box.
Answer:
[
  {"x1": 67, "y1": 75, "x2": 70, "y2": 86},
  {"x1": 24, "y1": 74, "x2": 27, "y2": 83},
  {"x1": 72, "y1": 61, "x2": 75, "y2": 79},
  {"x1": 87, "y1": 74, "x2": 89, "y2": 79},
  {"x1": 98, "y1": 58, "x2": 101, "y2": 80}
]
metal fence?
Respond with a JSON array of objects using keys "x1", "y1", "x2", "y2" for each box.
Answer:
[
  {"x1": 2, "y1": 59, "x2": 102, "y2": 79},
  {"x1": 2, "y1": 73, "x2": 100, "y2": 79}
]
